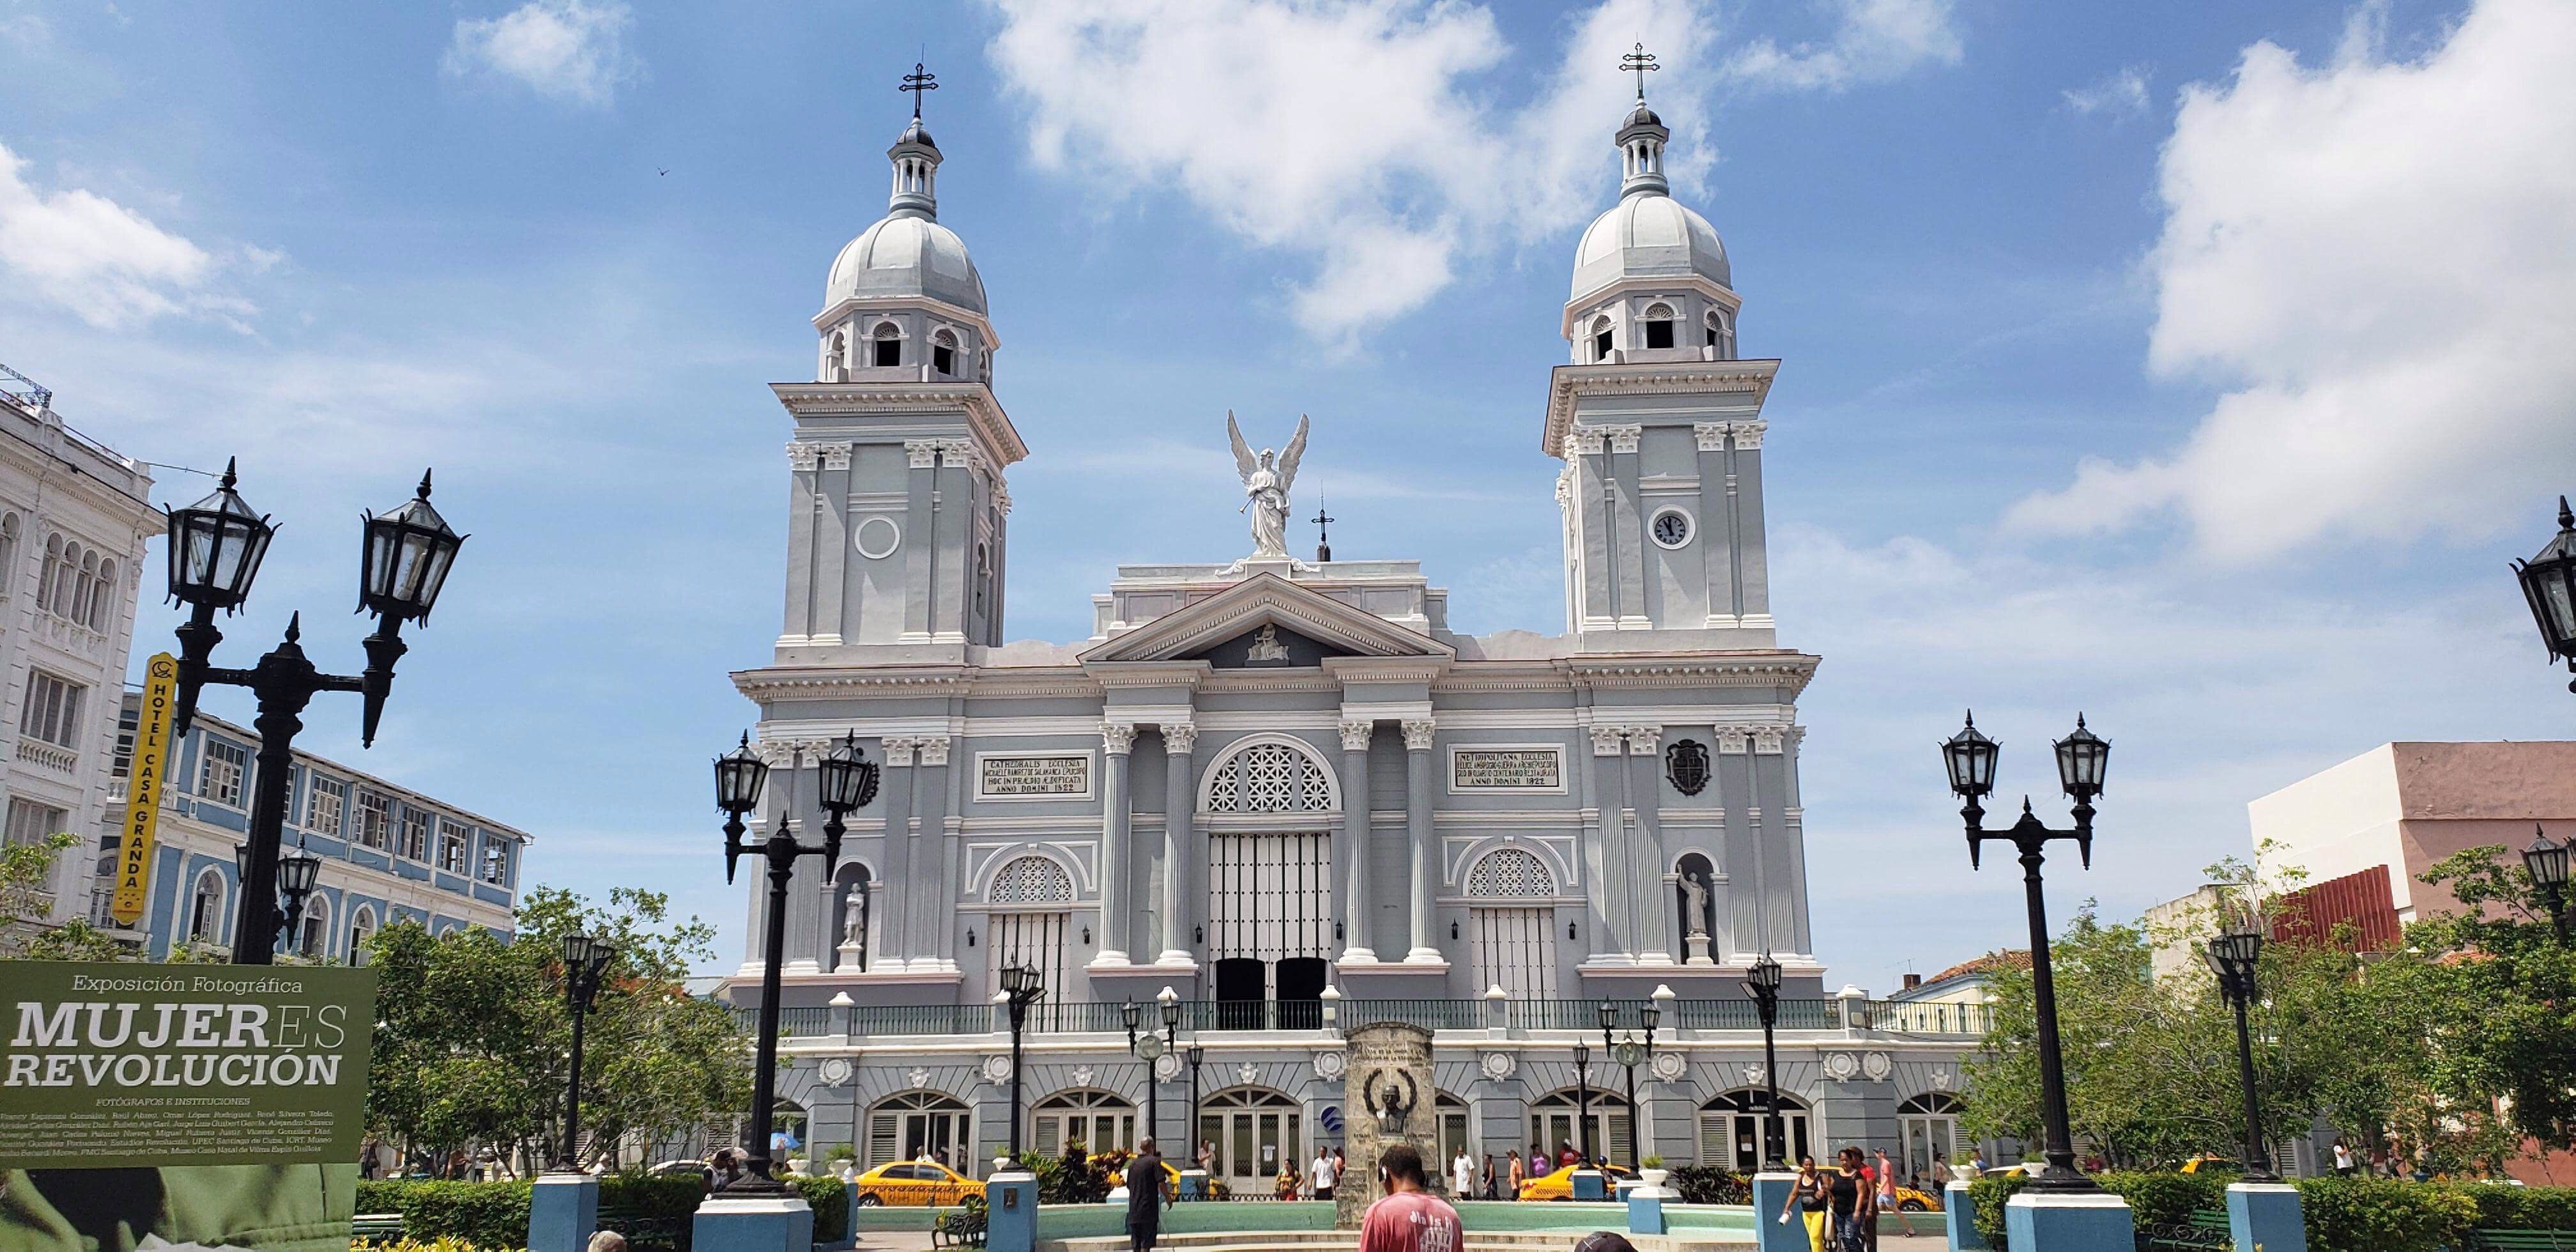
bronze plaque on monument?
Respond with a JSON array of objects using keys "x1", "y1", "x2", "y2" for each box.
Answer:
[{"x1": 1337, "y1": 1021, "x2": 1436, "y2": 1230}]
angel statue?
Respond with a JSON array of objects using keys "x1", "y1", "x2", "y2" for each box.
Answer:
[{"x1": 1227, "y1": 411, "x2": 1309, "y2": 559}]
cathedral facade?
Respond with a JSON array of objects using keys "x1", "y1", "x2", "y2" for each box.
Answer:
[{"x1": 726, "y1": 95, "x2": 1982, "y2": 1187}]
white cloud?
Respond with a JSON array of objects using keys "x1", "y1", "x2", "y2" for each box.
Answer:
[
  {"x1": 444, "y1": 0, "x2": 638, "y2": 108},
  {"x1": 1723, "y1": 0, "x2": 1962, "y2": 93},
  {"x1": 2061, "y1": 65, "x2": 2150, "y2": 117},
  {"x1": 2008, "y1": 0, "x2": 2576, "y2": 561},
  {"x1": 0, "y1": 140, "x2": 229, "y2": 328},
  {"x1": 983, "y1": 0, "x2": 1723, "y2": 349}
]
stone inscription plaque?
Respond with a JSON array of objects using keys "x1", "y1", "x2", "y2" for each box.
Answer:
[
  {"x1": 1452, "y1": 748, "x2": 1561, "y2": 790},
  {"x1": 1337, "y1": 1022, "x2": 1436, "y2": 1230},
  {"x1": 977, "y1": 753, "x2": 1091, "y2": 798}
]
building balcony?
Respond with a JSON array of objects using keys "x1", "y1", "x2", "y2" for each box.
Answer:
[
  {"x1": 732, "y1": 996, "x2": 1989, "y2": 1044},
  {"x1": 14, "y1": 737, "x2": 79, "y2": 775}
]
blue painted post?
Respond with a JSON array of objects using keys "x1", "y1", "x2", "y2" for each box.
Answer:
[
  {"x1": 1178, "y1": 1170, "x2": 1208, "y2": 1200},
  {"x1": 1943, "y1": 1180, "x2": 1988, "y2": 1251},
  {"x1": 2003, "y1": 1188, "x2": 2134, "y2": 1252},
  {"x1": 985, "y1": 1169, "x2": 1039, "y2": 1252},
  {"x1": 1753, "y1": 1172, "x2": 1807, "y2": 1252},
  {"x1": 2226, "y1": 1181, "x2": 2308, "y2": 1252},
  {"x1": 1624, "y1": 1172, "x2": 1669, "y2": 1236},
  {"x1": 691, "y1": 1194, "x2": 815, "y2": 1252},
  {"x1": 1570, "y1": 1168, "x2": 1606, "y2": 1200},
  {"x1": 528, "y1": 1173, "x2": 599, "y2": 1252}
]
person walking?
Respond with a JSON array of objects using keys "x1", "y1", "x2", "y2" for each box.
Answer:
[
  {"x1": 1507, "y1": 1151, "x2": 1526, "y2": 1198},
  {"x1": 1827, "y1": 1147, "x2": 1874, "y2": 1251},
  {"x1": 1775, "y1": 1156, "x2": 1827, "y2": 1252},
  {"x1": 1528, "y1": 1143, "x2": 1547, "y2": 1182},
  {"x1": 1451, "y1": 1147, "x2": 1476, "y2": 1199},
  {"x1": 1359, "y1": 1145, "x2": 1464, "y2": 1252},
  {"x1": 1874, "y1": 1148, "x2": 1915, "y2": 1240},
  {"x1": 1482, "y1": 1154, "x2": 1498, "y2": 1200},
  {"x1": 2333, "y1": 1139, "x2": 2356, "y2": 1177},
  {"x1": 1312, "y1": 1145, "x2": 1338, "y2": 1201},
  {"x1": 1126, "y1": 1138, "x2": 1169, "y2": 1252},
  {"x1": 1199, "y1": 1140, "x2": 1217, "y2": 1177}
]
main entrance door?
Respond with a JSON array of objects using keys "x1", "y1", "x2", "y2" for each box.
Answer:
[
  {"x1": 1197, "y1": 1087, "x2": 1302, "y2": 1184},
  {"x1": 1208, "y1": 830, "x2": 1331, "y2": 1028}
]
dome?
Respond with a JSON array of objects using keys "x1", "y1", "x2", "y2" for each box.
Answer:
[
  {"x1": 824, "y1": 213, "x2": 987, "y2": 315},
  {"x1": 1570, "y1": 190, "x2": 1729, "y2": 299}
]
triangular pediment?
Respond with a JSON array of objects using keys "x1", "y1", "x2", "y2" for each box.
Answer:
[{"x1": 1080, "y1": 574, "x2": 1452, "y2": 664}]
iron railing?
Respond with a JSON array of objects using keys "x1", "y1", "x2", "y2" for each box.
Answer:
[{"x1": 724, "y1": 995, "x2": 1988, "y2": 1039}]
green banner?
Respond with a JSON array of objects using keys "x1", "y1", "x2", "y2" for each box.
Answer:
[{"x1": 0, "y1": 961, "x2": 376, "y2": 1170}]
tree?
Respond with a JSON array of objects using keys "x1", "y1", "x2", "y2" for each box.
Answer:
[
  {"x1": 2, "y1": 832, "x2": 132, "y2": 962},
  {"x1": 2402, "y1": 846, "x2": 2576, "y2": 1162},
  {"x1": 364, "y1": 885, "x2": 751, "y2": 1173}
]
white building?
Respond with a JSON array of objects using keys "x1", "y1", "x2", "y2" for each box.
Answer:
[{"x1": 0, "y1": 365, "x2": 157, "y2": 933}]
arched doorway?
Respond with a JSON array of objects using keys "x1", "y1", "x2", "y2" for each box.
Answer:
[
  {"x1": 866, "y1": 1091, "x2": 971, "y2": 1170},
  {"x1": 1033, "y1": 1089, "x2": 1137, "y2": 1156},
  {"x1": 985, "y1": 853, "x2": 1074, "y2": 1028},
  {"x1": 1465, "y1": 847, "x2": 1560, "y2": 997},
  {"x1": 1435, "y1": 1093, "x2": 1471, "y2": 1189},
  {"x1": 1196, "y1": 1086, "x2": 1301, "y2": 1184},
  {"x1": 1698, "y1": 1088, "x2": 1811, "y2": 1171},
  {"x1": 1898, "y1": 1093, "x2": 1965, "y2": 1186},
  {"x1": 1200, "y1": 737, "x2": 1335, "y2": 1027},
  {"x1": 1529, "y1": 1088, "x2": 1634, "y2": 1168}
]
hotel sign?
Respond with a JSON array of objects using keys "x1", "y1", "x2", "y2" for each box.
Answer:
[{"x1": 107, "y1": 653, "x2": 178, "y2": 927}]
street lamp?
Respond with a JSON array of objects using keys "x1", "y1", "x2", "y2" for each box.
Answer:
[
  {"x1": 1743, "y1": 952, "x2": 1786, "y2": 1170},
  {"x1": 2524, "y1": 825, "x2": 2572, "y2": 938},
  {"x1": 277, "y1": 845, "x2": 321, "y2": 950},
  {"x1": 1605, "y1": 998, "x2": 1656, "y2": 1170},
  {"x1": 1942, "y1": 710, "x2": 2110, "y2": 1193},
  {"x1": 2202, "y1": 920, "x2": 2276, "y2": 1183},
  {"x1": 554, "y1": 931, "x2": 617, "y2": 1172},
  {"x1": 1156, "y1": 986, "x2": 1182, "y2": 1147},
  {"x1": 1186, "y1": 1042, "x2": 1206, "y2": 1171},
  {"x1": 2512, "y1": 497, "x2": 2576, "y2": 692},
  {"x1": 716, "y1": 729, "x2": 876, "y2": 1193},
  {"x1": 1570, "y1": 1037, "x2": 1593, "y2": 1168},
  {"x1": 999, "y1": 963, "x2": 1046, "y2": 1164},
  {"x1": 167, "y1": 464, "x2": 464, "y2": 965}
]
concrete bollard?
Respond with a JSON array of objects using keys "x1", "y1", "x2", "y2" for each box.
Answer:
[
  {"x1": 2227, "y1": 1181, "x2": 2308, "y2": 1252},
  {"x1": 1943, "y1": 1180, "x2": 1988, "y2": 1251},
  {"x1": 1752, "y1": 1172, "x2": 1807, "y2": 1252},
  {"x1": 528, "y1": 1172, "x2": 599, "y2": 1252},
  {"x1": 2003, "y1": 1187, "x2": 2133, "y2": 1252},
  {"x1": 692, "y1": 1192, "x2": 815, "y2": 1252},
  {"x1": 985, "y1": 1169, "x2": 1039, "y2": 1252}
]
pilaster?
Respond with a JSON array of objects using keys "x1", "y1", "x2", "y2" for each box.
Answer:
[
  {"x1": 811, "y1": 443, "x2": 851, "y2": 645},
  {"x1": 1606, "y1": 424, "x2": 1648, "y2": 630},
  {"x1": 783, "y1": 443, "x2": 820, "y2": 643},
  {"x1": 1094, "y1": 721, "x2": 1138, "y2": 966},
  {"x1": 910, "y1": 735, "x2": 953, "y2": 968},
  {"x1": 1158, "y1": 722, "x2": 1197, "y2": 966},
  {"x1": 1694, "y1": 422, "x2": 1739, "y2": 628},
  {"x1": 1625, "y1": 726, "x2": 1667, "y2": 963},
  {"x1": 1402, "y1": 718, "x2": 1443, "y2": 965},
  {"x1": 1339, "y1": 720, "x2": 1376, "y2": 963},
  {"x1": 875, "y1": 738, "x2": 917, "y2": 968},
  {"x1": 931, "y1": 440, "x2": 974, "y2": 643},
  {"x1": 901, "y1": 441, "x2": 938, "y2": 641},
  {"x1": 1573, "y1": 430, "x2": 1614, "y2": 628},
  {"x1": 1590, "y1": 724, "x2": 1632, "y2": 963},
  {"x1": 1731, "y1": 422, "x2": 1772, "y2": 629}
]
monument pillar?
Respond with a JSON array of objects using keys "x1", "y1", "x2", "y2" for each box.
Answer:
[{"x1": 1337, "y1": 1021, "x2": 1436, "y2": 1230}]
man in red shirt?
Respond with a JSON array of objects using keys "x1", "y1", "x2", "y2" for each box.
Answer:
[{"x1": 1360, "y1": 1145, "x2": 1464, "y2": 1252}]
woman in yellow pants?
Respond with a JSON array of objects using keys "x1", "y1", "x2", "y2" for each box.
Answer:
[{"x1": 1774, "y1": 1156, "x2": 1830, "y2": 1252}]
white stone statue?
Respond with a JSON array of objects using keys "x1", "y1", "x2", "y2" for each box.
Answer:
[
  {"x1": 841, "y1": 891, "x2": 866, "y2": 947},
  {"x1": 1679, "y1": 874, "x2": 1710, "y2": 938},
  {"x1": 1227, "y1": 411, "x2": 1309, "y2": 559}
]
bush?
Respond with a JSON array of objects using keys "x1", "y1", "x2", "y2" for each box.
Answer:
[
  {"x1": 2296, "y1": 1175, "x2": 2478, "y2": 1252},
  {"x1": 2094, "y1": 1170, "x2": 2228, "y2": 1228},
  {"x1": 356, "y1": 1180, "x2": 533, "y2": 1251},
  {"x1": 793, "y1": 1176, "x2": 850, "y2": 1242},
  {"x1": 2457, "y1": 1180, "x2": 2576, "y2": 1232},
  {"x1": 1665, "y1": 1166, "x2": 1749, "y2": 1206},
  {"x1": 354, "y1": 1239, "x2": 525, "y2": 1252},
  {"x1": 1966, "y1": 1172, "x2": 2028, "y2": 1248}
]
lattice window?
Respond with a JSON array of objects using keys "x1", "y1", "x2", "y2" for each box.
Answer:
[
  {"x1": 1204, "y1": 742, "x2": 1332, "y2": 813},
  {"x1": 1467, "y1": 848, "x2": 1554, "y2": 898},
  {"x1": 988, "y1": 855, "x2": 1073, "y2": 904}
]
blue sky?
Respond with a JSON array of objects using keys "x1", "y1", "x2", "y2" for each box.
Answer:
[{"x1": 3, "y1": 0, "x2": 2572, "y2": 988}]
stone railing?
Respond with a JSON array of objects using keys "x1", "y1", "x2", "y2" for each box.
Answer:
[{"x1": 732, "y1": 995, "x2": 1989, "y2": 1042}]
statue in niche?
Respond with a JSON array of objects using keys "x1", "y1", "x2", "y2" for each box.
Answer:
[
  {"x1": 1679, "y1": 873, "x2": 1710, "y2": 939},
  {"x1": 841, "y1": 889, "x2": 868, "y2": 963},
  {"x1": 1228, "y1": 411, "x2": 1309, "y2": 559}
]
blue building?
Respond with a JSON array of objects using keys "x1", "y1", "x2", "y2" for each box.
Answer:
[{"x1": 95, "y1": 693, "x2": 531, "y2": 961}]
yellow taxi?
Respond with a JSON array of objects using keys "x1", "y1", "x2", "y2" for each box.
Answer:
[
  {"x1": 1887, "y1": 1182, "x2": 1944, "y2": 1212},
  {"x1": 850, "y1": 1158, "x2": 979, "y2": 1206},
  {"x1": 1515, "y1": 1162, "x2": 1635, "y2": 1201},
  {"x1": 2179, "y1": 1156, "x2": 2235, "y2": 1175}
]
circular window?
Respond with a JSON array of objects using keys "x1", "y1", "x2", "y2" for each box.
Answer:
[
  {"x1": 854, "y1": 515, "x2": 901, "y2": 560},
  {"x1": 1650, "y1": 508, "x2": 1692, "y2": 549}
]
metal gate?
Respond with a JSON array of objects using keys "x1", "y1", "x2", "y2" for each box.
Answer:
[
  {"x1": 1470, "y1": 906, "x2": 1560, "y2": 998},
  {"x1": 1208, "y1": 832, "x2": 1331, "y2": 960}
]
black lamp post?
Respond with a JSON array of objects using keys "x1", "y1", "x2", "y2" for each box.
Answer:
[
  {"x1": 277, "y1": 846, "x2": 321, "y2": 952},
  {"x1": 2512, "y1": 497, "x2": 2576, "y2": 692},
  {"x1": 2202, "y1": 921, "x2": 2276, "y2": 1183},
  {"x1": 717, "y1": 729, "x2": 877, "y2": 1193},
  {"x1": 1571, "y1": 1037, "x2": 1593, "y2": 1168},
  {"x1": 167, "y1": 464, "x2": 464, "y2": 965},
  {"x1": 1158, "y1": 988, "x2": 1182, "y2": 1147},
  {"x1": 1942, "y1": 710, "x2": 2110, "y2": 1193},
  {"x1": 1743, "y1": 952, "x2": 1786, "y2": 1170},
  {"x1": 1186, "y1": 1042, "x2": 1206, "y2": 1168},
  {"x1": 554, "y1": 931, "x2": 617, "y2": 1172},
  {"x1": 1604, "y1": 998, "x2": 1657, "y2": 1169},
  {"x1": 999, "y1": 962, "x2": 1046, "y2": 1164},
  {"x1": 2525, "y1": 825, "x2": 2572, "y2": 938}
]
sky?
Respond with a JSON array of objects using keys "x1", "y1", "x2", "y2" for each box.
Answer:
[{"x1": 3, "y1": 0, "x2": 2573, "y2": 990}]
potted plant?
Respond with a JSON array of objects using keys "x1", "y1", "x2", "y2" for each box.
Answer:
[
  {"x1": 1638, "y1": 1155, "x2": 1670, "y2": 1190},
  {"x1": 828, "y1": 1143, "x2": 858, "y2": 1180}
]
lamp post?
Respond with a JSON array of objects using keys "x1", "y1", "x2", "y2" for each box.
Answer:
[
  {"x1": 166, "y1": 463, "x2": 464, "y2": 965},
  {"x1": 1942, "y1": 711, "x2": 2110, "y2": 1192},
  {"x1": 2526, "y1": 826, "x2": 2573, "y2": 939},
  {"x1": 999, "y1": 963, "x2": 1046, "y2": 1164},
  {"x1": 2202, "y1": 922, "x2": 2276, "y2": 1183},
  {"x1": 1743, "y1": 952, "x2": 1786, "y2": 1169},
  {"x1": 1133, "y1": 1007, "x2": 1166, "y2": 1152},
  {"x1": 2512, "y1": 497, "x2": 2576, "y2": 692},
  {"x1": 554, "y1": 931, "x2": 617, "y2": 1172},
  {"x1": 1571, "y1": 1037, "x2": 1593, "y2": 1167},
  {"x1": 716, "y1": 729, "x2": 877, "y2": 1193},
  {"x1": 1158, "y1": 988, "x2": 1182, "y2": 1146},
  {"x1": 1605, "y1": 1000, "x2": 1659, "y2": 1171},
  {"x1": 1186, "y1": 1042, "x2": 1206, "y2": 1166}
]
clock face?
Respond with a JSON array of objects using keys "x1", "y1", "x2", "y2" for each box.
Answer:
[{"x1": 1652, "y1": 511, "x2": 1690, "y2": 547}]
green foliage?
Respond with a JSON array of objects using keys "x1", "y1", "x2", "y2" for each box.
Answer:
[
  {"x1": 598, "y1": 1172, "x2": 708, "y2": 1232},
  {"x1": 793, "y1": 1176, "x2": 850, "y2": 1242},
  {"x1": 2405, "y1": 846, "x2": 2576, "y2": 1158},
  {"x1": 353, "y1": 1180, "x2": 535, "y2": 1251},
  {"x1": 353, "y1": 1238, "x2": 526, "y2": 1252},
  {"x1": 1, "y1": 832, "x2": 134, "y2": 961},
  {"x1": 1664, "y1": 1165, "x2": 1749, "y2": 1205},
  {"x1": 2094, "y1": 1170, "x2": 2228, "y2": 1228},
  {"x1": 1965, "y1": 1171, "x2": 2027, "y2": 1248},
  {"x1": 2297, "y1": 1175, "x2": 2480, "y2": 1252},
  {"x1": 1968, "y1": 1170, "x2": 2576, "y2": 1252},
  {"x1": 365, "y1": 886, "x2": 751, "y2": 1170},
  {"x1": 2457, "y1": 1180, "x2": 2576, "y2": 1231}
]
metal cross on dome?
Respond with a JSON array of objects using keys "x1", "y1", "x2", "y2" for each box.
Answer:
[
  {"x1": 900, "y1": 61, "x2": 938, "y2": 119},
  {"x1": 1621, "y1": 42, "x2": 1659, "y2": 99}
]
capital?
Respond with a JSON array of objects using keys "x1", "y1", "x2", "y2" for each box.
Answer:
[
  {"x1": 1625, "y1": 726, "x2": 1660, "y2": 754},
  {"x1": 881, "y1": 737, "x2": 919, "y2": 767},
  {"x1": 1101, "y1": 721, "x2": 1138, "y2": 754},
  {"x1": 1162, "y1": 723, "x2": 1198, "y2": 755},
  {"x1": 1693, "y1": 422, "x2": 1731, "y2": 452},
  {"x1": 1590, "y1": 726, "x2": 1627, "y2": 757},
  {"x1": 1606, "y1": 425, "x2": 1643, "y2": 454},
  {"x1": 1715, "y1": 726, "x2": 1751, "y2": 755},
  {"x1": 1732, "y1": 420, "x2": 1767, "y2": 451},
  {"x1": 917, "y1": 737, "x2": 952, "y2": 767},
  {"x1": 903, "y1": 440, "x2": 940, "y2": 469},
  {"x1": 820, "y1": 443, "x2": 853, "y2": 470},
  {"x1": 1400, "y1": 719, "x2": 1438, "y2": 752},
  {"x1": 1751, "y1": 726, "x2": 1786, "y2": 754},
  {"x1": 1570, "y1": 429, "x2": 1607, "y2": 456},
  {"x1": 786, "y1": 442, "x2": 822, "y2": 471},
  {"x1": 1338, "y1": 720, "x2": 1375, "y2": 752}
]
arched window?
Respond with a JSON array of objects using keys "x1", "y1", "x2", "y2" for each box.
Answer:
[
  {"x1": 1699, "y1": 1088, "x2": 1811, "y2": 1171},
  {"x1": 827, "y1": 331, "x2": 848, "y2": 382},
  {"x1": 88, "y1": 558, "x2": 114, "y2": 631},
  {"x1": 1530, "y1": 1087, "x2": 1635, "y2": 1168},
  {"x1": 69, "y1": 549, "x2": 96, "y2": 625},
  {"x1": 1643, "y1": 302, "x2": 1676, "y2": 350},
  {"x1": 297, "y1": 892, "x2": 330, "y2": 960},
  {"x1": 1032, "y1": 1089, "x2": 1135, "y2": 1156},
  {"x1": 1467, "y1": 848, "x2": 1553, "y2": 897},
  {"x1": 348, "y1": 905, "x2": 377, "y2": 966},
  {"x1": 1467, "y1": 847, "x2": 1559, "y2": 998},
  {"x1": 988, "y1": 855, "x2": 1073, "y2": 904},
  {"x1": 1201, "y1": 740, "x2": 1335, "y2": 813},
  {"x1": 1897, "y1": 1093, "x2": 1967, "y2": 1187},
  {"x1": 34, "y1": 534, "x2": 62, "y2": 613},
  {"x1": 871, "y1": 321, "x2": 902, "y2": 367},
  {"x1": 866, "y1": 1091, "x2": 970, "y2": 1170},
  {"x1": 187, "y1": 869, "x2": 226, "y2": 944},
  {"x1": 0, "y1": 512, "x2": 20, "y2": 595},
  {"x1": 986, "y1": 854, "x2": 1072, "y2": 1027},
  {"x1": 931, "y1": 328, "x2": 958, "y2": 376},
  {"x1": 1591, "y1": 316, "x2": 1613, "y2": 362}
]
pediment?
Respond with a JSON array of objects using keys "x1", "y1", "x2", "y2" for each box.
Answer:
[{"x1": 1080, "y1": 574, "x2": 1452, "y2": 665}]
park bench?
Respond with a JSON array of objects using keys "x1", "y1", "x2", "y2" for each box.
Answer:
[
  {"x1": 931, "y1": 1208, "x2": 987, "y2": 1248},
  {"x1": 350, "y1": 1214, "x2": 406, "y2": 1242},
  {"x1": 2465, "y1": 1232, "x2": 2576, "y2": 1251},
  {"x1": 2131, "y1": 1209, "x2": 2232, "y2": 1251},
  {"x1": 595, "y1": 1202, "x2": 686, "y2": 1252}
]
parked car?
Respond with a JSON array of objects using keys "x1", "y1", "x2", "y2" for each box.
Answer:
[
  {"x1": 1887, "y1": 1182, "x2": 1945, "y2": 1212},
  {"x1": 1516, "y1": 1163, "x2": 1636, "y2": 1201},
  {"x1": 852, "y1": 1159, "x2": 980, "y2": 1207}
]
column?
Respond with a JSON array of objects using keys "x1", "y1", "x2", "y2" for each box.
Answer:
[
  {"x1": 1338, "y1": 721, "x2": 1376, "y2": 963},
  {"x1": 1402, "y1": 719, "x2": 1441, "y2": 964},
  {"x1": 932, "y1": 440, "x2": 976, "y2": 641},
  {"x1": 1591, "y1": 726, "x2": 1632, "y2": 961},
  {"x1": 1096, "y1": 721, "x2": 1137, "y2": 965},
  {"x1": 900, "y1": 441, "x2": 938, "y2": 641},
  {"x1": 1625, "y1": 727, "x2": 1667, "y2": 963},
  {"x1": 1607, "y1": 425, "x2": 1647, "y2": 629},
  {"x1": 812, "y1": 445, "x2": 852, "y2": 645},
  {"x1": 1733, "y1": 422, "x2": 1772, "y2": 629},
  {"x1": 1694, "y1": 423, "x2": 1738, "y2": 627},
  {"x1": 911, "y1": 736, "x2": 953, "y2": 968},
  {"x1": 876, "y1": 738, "x2": 916, "y2": 970},
  {"x1": 783, "y1": 444, "x2": 820, "y2": 641},
  {"x1": 1573, "y1": 430, "x2": 1613, "y2": 627},
  {"x1": 1158, "y1": 724, "x2": 1197, "y2": 965}
]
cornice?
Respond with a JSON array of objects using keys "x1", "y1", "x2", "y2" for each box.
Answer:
[
  {"x1": 1080, "y1": 660, "x2": 1213, "y2": 689},
  {"x1": 732, "y1": 664, "x2": 972, "y2": 703},
  {"x1": 770, "y1": 381, "x2": 1029, "y2": 468},
  {"x1": 1563, "y1": 651, "x2": 1820, "y2": 696},
  {"x1": 1540, "y1": 359, "x2": 1781, "y2": 459},
  {"x1": 1319, "y1": 656, "x2": 1451, "y2": 684}
]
